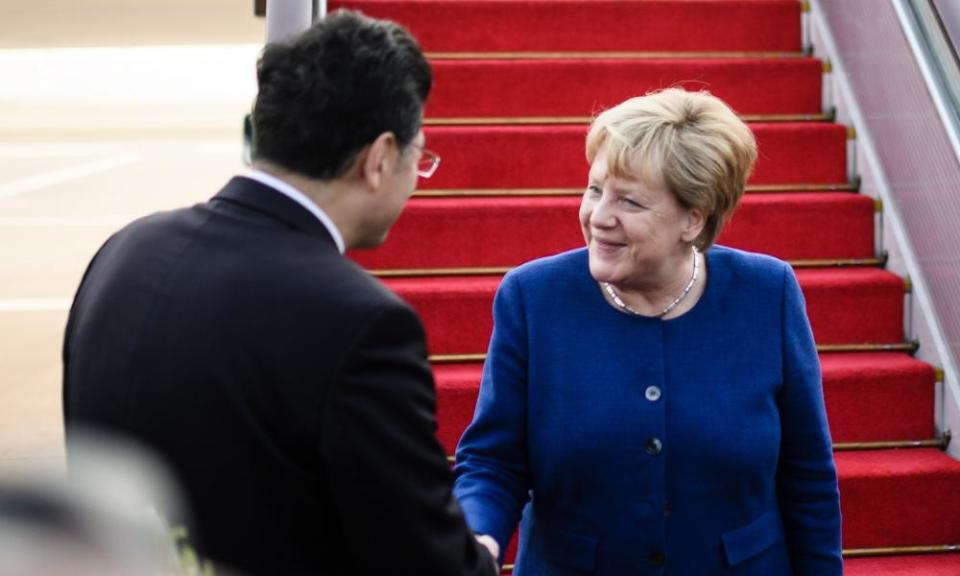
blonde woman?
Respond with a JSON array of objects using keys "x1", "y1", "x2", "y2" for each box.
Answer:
[{"x1": 454, "y1": 89, "x2": 842, "y2": 575}]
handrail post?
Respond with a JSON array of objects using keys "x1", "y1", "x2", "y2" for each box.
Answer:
[{"x1": 265, "y1": 0, "x2": 314, "y2": 43}]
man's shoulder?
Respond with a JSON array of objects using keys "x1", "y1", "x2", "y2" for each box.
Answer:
[
  {"x1": 94, "y1": 200, "x2": 409, "y2": 326},
  {"x1": 99, "y1": 202, "x2": 218, "y2": 258},
  {"x1": 276, "y1": 249, "x2": 417, "y2": 334}
]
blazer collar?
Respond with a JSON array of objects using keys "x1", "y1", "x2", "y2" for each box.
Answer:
[{"x1": 213, "y1": 176, "x2": 338, "y2": 248}]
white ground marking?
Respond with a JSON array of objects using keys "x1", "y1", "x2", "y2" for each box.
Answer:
[
  {"x1": 0, "y1": 216, "x2": 135, "y2": 227},
  {"x1": 0, "y1": 299, "x2": 71, "y2": 312},
  {"x1": 0, "y1": 142, "x2": 127, "y2": 158},
  {"x1": 0, "y1": 153, "x2": 142, "y2": 200},
  {"x1": 0, "y1": 44, "x2": 259, "y2": 104}
]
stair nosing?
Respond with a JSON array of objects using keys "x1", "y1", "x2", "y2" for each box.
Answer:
[{"x1": 843, "y1": 544, "x2": 960, "y2": 558}]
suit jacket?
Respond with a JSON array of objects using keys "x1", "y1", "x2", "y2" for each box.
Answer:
[
  {"x1": 63, "y1": 176, "x2": 496, "y2": 576},
  {"x1": 453, "y1": 247, "x2": 843, "y2": 575}
]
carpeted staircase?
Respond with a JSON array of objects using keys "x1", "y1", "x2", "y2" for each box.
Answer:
[{"x1": 336, "y1": 0, "x2": 960, "y2": 572}]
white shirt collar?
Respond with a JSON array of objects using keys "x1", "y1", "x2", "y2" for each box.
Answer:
[{"x1": 243, "y1": 169, "x2": 346, "y2": 254}]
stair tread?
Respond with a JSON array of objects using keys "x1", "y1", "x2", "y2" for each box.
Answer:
[
  {"x1": 822, "y1": 352, "x2": 936, "y2": 442},
  {"x1": 838, "y1": 449, "x2": 960, "y2": 548},
  {"x1": 435, "y1": 353, "x2": 933, "y2": 390},
  {"x1": 334, "y1": 0, "x2": 801, "y2": 53},
  {"x1": 386, "y1": 267, "x2": 905, "y2": 352},
  {"x1": 420, "y1": 123, "x2": 847, "y2": 188},
  {"x1": 428, "y1": 58, "x2": 822, "y2": 117},
  {"x1": 836, "y1": 448, "x2": 960, "y2": 479},
  {"x1": 434, "y1": 354, "x2": 934, "y2": 389},
  {"x1": 386, "y1": 266, "x2": 902, "y2": 290},
  {"x1": 821, "y1": 352, "x2": 933, "y2": 380},
  {"x1": 845, "y1": 554, "x2": 960, "y2": 576},
  {"x1": 352, "y1": 192, "x2": 876, "y2": 269},
  {"x1": 794, "y1": 267, "x2": 902, "y2": 284},
  {"x1": 433, "y1": 353, "x2": 937, "y2": 451}
]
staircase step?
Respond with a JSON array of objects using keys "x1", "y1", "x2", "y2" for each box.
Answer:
[
  {"x1": 434, "y1": 353, "x2": 935, "y2": 454},
  {"x1": 385, "y1": 268, "x2": 904, "y2": 355},
  {"x1": 426, "y1": 58, "x2": 822, "y2": 119},
  {"x1": 822, "y1": 353, "x2": 935, "y2": 442},
  {"x1": 323, "y1": 0, "x2": 951, "y2": 568},
  {"x1": 797, "y1": 268, "x2": 905, "y2": 344},
  {"x1": 723, "y1": 193, "x2": 875, "y2": 260},
  {"x1": 351, "y1": 193, "x2": 875, "y2": 269},
  {"x1": 434, "y1": 363, "x2": 484, "y2": 454},
  {"x1": 419, "y1": 123, "x2": 847, "y2": 189},
  {"x1": 846, "y1": 553, "x2": 960, "y2": 575},
  {"x1": 334, "y1": 0, "x2": 801, "y2": 53},
  {"x1": 838, "y1": 449, "x2": 960, "y2": 548}
]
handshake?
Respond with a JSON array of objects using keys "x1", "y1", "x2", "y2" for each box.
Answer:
[{"x1": 476, "y1": 534, "x2": 500, "y2": 570}]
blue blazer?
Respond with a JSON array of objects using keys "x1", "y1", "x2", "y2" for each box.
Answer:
[{"x1": 454, "y1": 246, "x2": 842, "y2": 575}]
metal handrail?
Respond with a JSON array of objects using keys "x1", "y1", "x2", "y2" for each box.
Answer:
[
  {"x1": 265, "y1": 1, "x2": 314, "y2": 43},
  {"x1": 932, "y1": 0, "x2": 960, "y2": 67},
  {"x1": 897, "y1": 0, "x2": 960, "y2": 166}
]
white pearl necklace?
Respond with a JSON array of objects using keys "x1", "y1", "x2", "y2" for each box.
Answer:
[{"x1": 602, "y1": 247, "x2": 700, "y2": 318}]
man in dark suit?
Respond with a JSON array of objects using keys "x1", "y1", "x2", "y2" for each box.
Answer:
[{"x1": 62, "y1": 11, "x2": 498, "y2": 576}]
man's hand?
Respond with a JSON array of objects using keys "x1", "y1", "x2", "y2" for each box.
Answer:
[{"x1": 476, "y1": 534, "x2": 500, "y2": 571}]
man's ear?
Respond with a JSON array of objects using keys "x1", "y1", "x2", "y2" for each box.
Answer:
[{"x1": 362, "y1": 132, "x2": 397, "y2": 191}]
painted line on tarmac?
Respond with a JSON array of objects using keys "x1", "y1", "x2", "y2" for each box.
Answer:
[
  {"x1": 0, "y1": 216, "x2": 135, "y2": 228},
  {"x1": 0, "y1": 299, "x2": 71, "y2": 312},
  {"x1": 0, "y1": 142, "x2": 127, "y2": 158},
  {"x1": 0, "y1": 153, "x2": 141, "y2": 200}
]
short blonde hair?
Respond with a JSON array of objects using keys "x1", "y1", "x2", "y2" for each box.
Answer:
[{"x1": 585, "y1": 88, "x2": 757, "y2": 249}]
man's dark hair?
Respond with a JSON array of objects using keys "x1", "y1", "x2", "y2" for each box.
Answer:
[{"x1": 251, "y1": 10, "x2": 431, "y2": 180}]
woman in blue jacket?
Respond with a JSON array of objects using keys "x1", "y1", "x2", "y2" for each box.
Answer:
[{"x1": 453, "y1": 88, "x2": 843, "y2": 575}]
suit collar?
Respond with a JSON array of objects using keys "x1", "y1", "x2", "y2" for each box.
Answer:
[{"x1": 213, "y1": 176, "x2": 339, "y2": 248}]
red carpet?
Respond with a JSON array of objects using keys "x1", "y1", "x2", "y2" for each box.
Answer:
[
  {"x1": 342, "y1": 0, "x2": 960, "y2": 571},
  {"x1": 838, "y1": 450, "x2": 960, "y2": 548},
  {"x1": 416, "y1": 123, "x2": 847, "y2": 189},
  {"x1": 334, "y1": 0, "x2": 801, "y2": 53},
  {"x1": 351, "y1": 192, "x2": 875, "y2": 269},
  {"x1": 427, "y1": 58, "x2": 822, "y2": 118},
  {"x1": 434, "y1": 353, "x2": 938, "y2": 454},
  {"x1": 794, "y1": 268, "x2": 905, "y2": 344},
  {"x1": 384, "y1": 268, "x2": 904, "y2": 354},
  {"x1": 846, "y1": 554, "x2": 960, "y2": 575},
  {"x1": 822, "y1": 353, "x2": 935, "y2": 442},
  {"x1": 434, "y1": 363, "x2": 485, "y2": 453}
]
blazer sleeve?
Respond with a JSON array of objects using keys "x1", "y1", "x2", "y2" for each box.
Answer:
[
  {"x1": 453, "y1": 271, "x2": 531, "y2": 558},
  {"x1": 320, "y1": 300, "x2": 496, "y2": 576},
  {"x1": 777, "y1": 264, "x2": 844, "y2": 574}
]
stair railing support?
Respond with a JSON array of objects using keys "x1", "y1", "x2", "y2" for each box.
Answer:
[{"x1": 265, "y1": 0, "x2": 314, "y2": 43}]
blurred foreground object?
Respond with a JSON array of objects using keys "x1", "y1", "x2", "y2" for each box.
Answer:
[{"x1": 0, "y1": 432, "x2": 211, "y2": 576}]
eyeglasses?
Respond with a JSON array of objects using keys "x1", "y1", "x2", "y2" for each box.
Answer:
[{"x1": 410, "y1": 142, "x2": 441, "y2": 178}]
